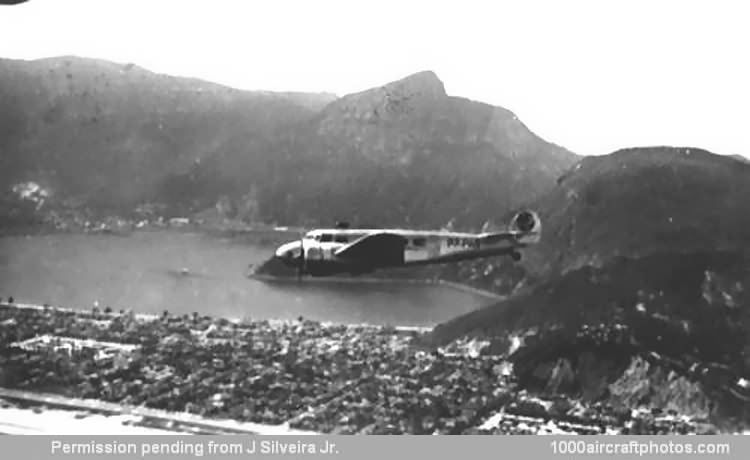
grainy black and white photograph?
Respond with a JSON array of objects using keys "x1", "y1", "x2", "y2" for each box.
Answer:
[{"x1": 0, "y1": 0, "x2": 749, "y2": 437}]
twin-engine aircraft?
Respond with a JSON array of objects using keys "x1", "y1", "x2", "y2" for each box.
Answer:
[{"x1": 274, "y1": 210, "x2": 541, "y2": 278}]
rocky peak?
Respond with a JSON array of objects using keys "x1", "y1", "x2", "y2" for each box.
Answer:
[
  {"x1": 324, "y1": 70, "x2": 446, "y2": 120},
  {"x1": 381, "y1": 70, "x2": 446, "y2": 99}
]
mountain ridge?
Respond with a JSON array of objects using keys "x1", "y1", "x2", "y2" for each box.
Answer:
[
  {"x1": 421, "y1": 146, "x2": 750, "y2": 428},
  {"x1": 431, "y1": 145, "x2": 750, "y2": 294},
  {"x1": 0, "y1": 55, "x2": 578, "y2": 230}
]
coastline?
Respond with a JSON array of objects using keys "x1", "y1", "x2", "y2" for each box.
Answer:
[{"x1": 1, "y1": 301, "x2": 433, "y2": 334}]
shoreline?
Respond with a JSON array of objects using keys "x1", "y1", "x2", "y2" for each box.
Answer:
[
  {"x1": 249, "y1": 272, "x2": 505, "y2": 301},
  {"x1": 0, "y1": 301, "x2": 434, "y2": 334}
]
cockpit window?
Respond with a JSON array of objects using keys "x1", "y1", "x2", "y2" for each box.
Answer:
[
  {"x1": 413, "y1": 237, "x2": 426, "y2": 247},
  {"x1": 320, "y1": 234, "x2": 333, "y2": 242},
  {"x1": 334, "y1": 235, "x2": 349, "y2": 243}
]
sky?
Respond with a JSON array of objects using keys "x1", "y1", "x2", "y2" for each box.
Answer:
[{"x1": 1, "y1": 0, "x2": 748, "y2": 157}]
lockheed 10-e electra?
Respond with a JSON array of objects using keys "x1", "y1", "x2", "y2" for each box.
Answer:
[{"x1": 274, "y1": 210, "x2": 541, "y2": 278}]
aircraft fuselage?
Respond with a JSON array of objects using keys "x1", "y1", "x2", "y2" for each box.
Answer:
[{"x1": 274, "y1": 211, "x2": 541, "y2": 277}]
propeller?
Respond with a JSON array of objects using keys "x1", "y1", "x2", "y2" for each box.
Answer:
[{"x1": 297, "y1": 233, "x2": 305, "y2": 281}]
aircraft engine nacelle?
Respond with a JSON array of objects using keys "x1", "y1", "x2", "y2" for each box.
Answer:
[{"x1": 510, "y1": 210, "x2": 541, "y2": 244}]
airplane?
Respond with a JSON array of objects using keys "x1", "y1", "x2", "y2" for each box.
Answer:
[{"x1": 273, "y1": 210, "x2": 541, "y2": 278}]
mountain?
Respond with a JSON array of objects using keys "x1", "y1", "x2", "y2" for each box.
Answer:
[
  {"x1": 427, "y1": 251, "x2": 750, "y2": 427},
  {"x1": 433, "y1": 146, "x2": 750, "y2": 295},
  {"x1": 270, "y1": 70, "x2": 577, "y2": 228},
  {"x1": 534, "y1": 147, "x2": 750, "y2": 272},
  {"x1": 424, "y1": 147, "x2": 750, "y2": 428},
  {"x1": 0, "y1": 56, "x2": 578, "y2": 229},
  {"x1": 0, "y1": 56, "x2": 331, "y2": 215}
]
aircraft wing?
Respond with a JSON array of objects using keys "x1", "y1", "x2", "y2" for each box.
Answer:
[
  {"x1": 479, "y1": 229, "x2": 541, "y2": 245},
  {"x1": 334, "y1": 232, "x2": 407, "y2": 266},
  {"x1": 478, "y1": 231, "x2": 517, "y2": 244}
]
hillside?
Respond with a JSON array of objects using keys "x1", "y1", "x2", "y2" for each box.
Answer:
[
  {"x1": 429, "y1": 251, "x2": 750, "y2": 350},
  {"x1": 0, "y1": 56, "x2": 331, "y2": 216},
  {"x1": 427, "y1": 251, "x2": 750, "y2": 426},
  {"x1": 433, "y1": 147, "x2": 750, "y2": 294},
  {"x1": 269, "y1": 71, "x2": 577, "y2": 228},
  {"x1": 425, "y1": 148, "x2": 750, "y2": 428},
  {"x1": 0, "y1": 56, "x2": 578, "y2": 230},
  {"x1": 533, "y1": 147, "x2": 750, "y2": 272}
]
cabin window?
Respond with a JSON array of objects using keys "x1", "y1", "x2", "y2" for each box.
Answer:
[
  {"x1": 335, "y1": 235, "x2": 349, "y2": 243},
  {"x1": 413, "y1": 237, "x2": 426, "y2": 247},
  {"x1": 320, "y1": 234, "x2": 333, "y2": 243}
]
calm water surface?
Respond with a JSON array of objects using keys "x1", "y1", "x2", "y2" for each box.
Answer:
[{"x1": 0, "y1": 231, "x2": 492, "y2": 326}]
